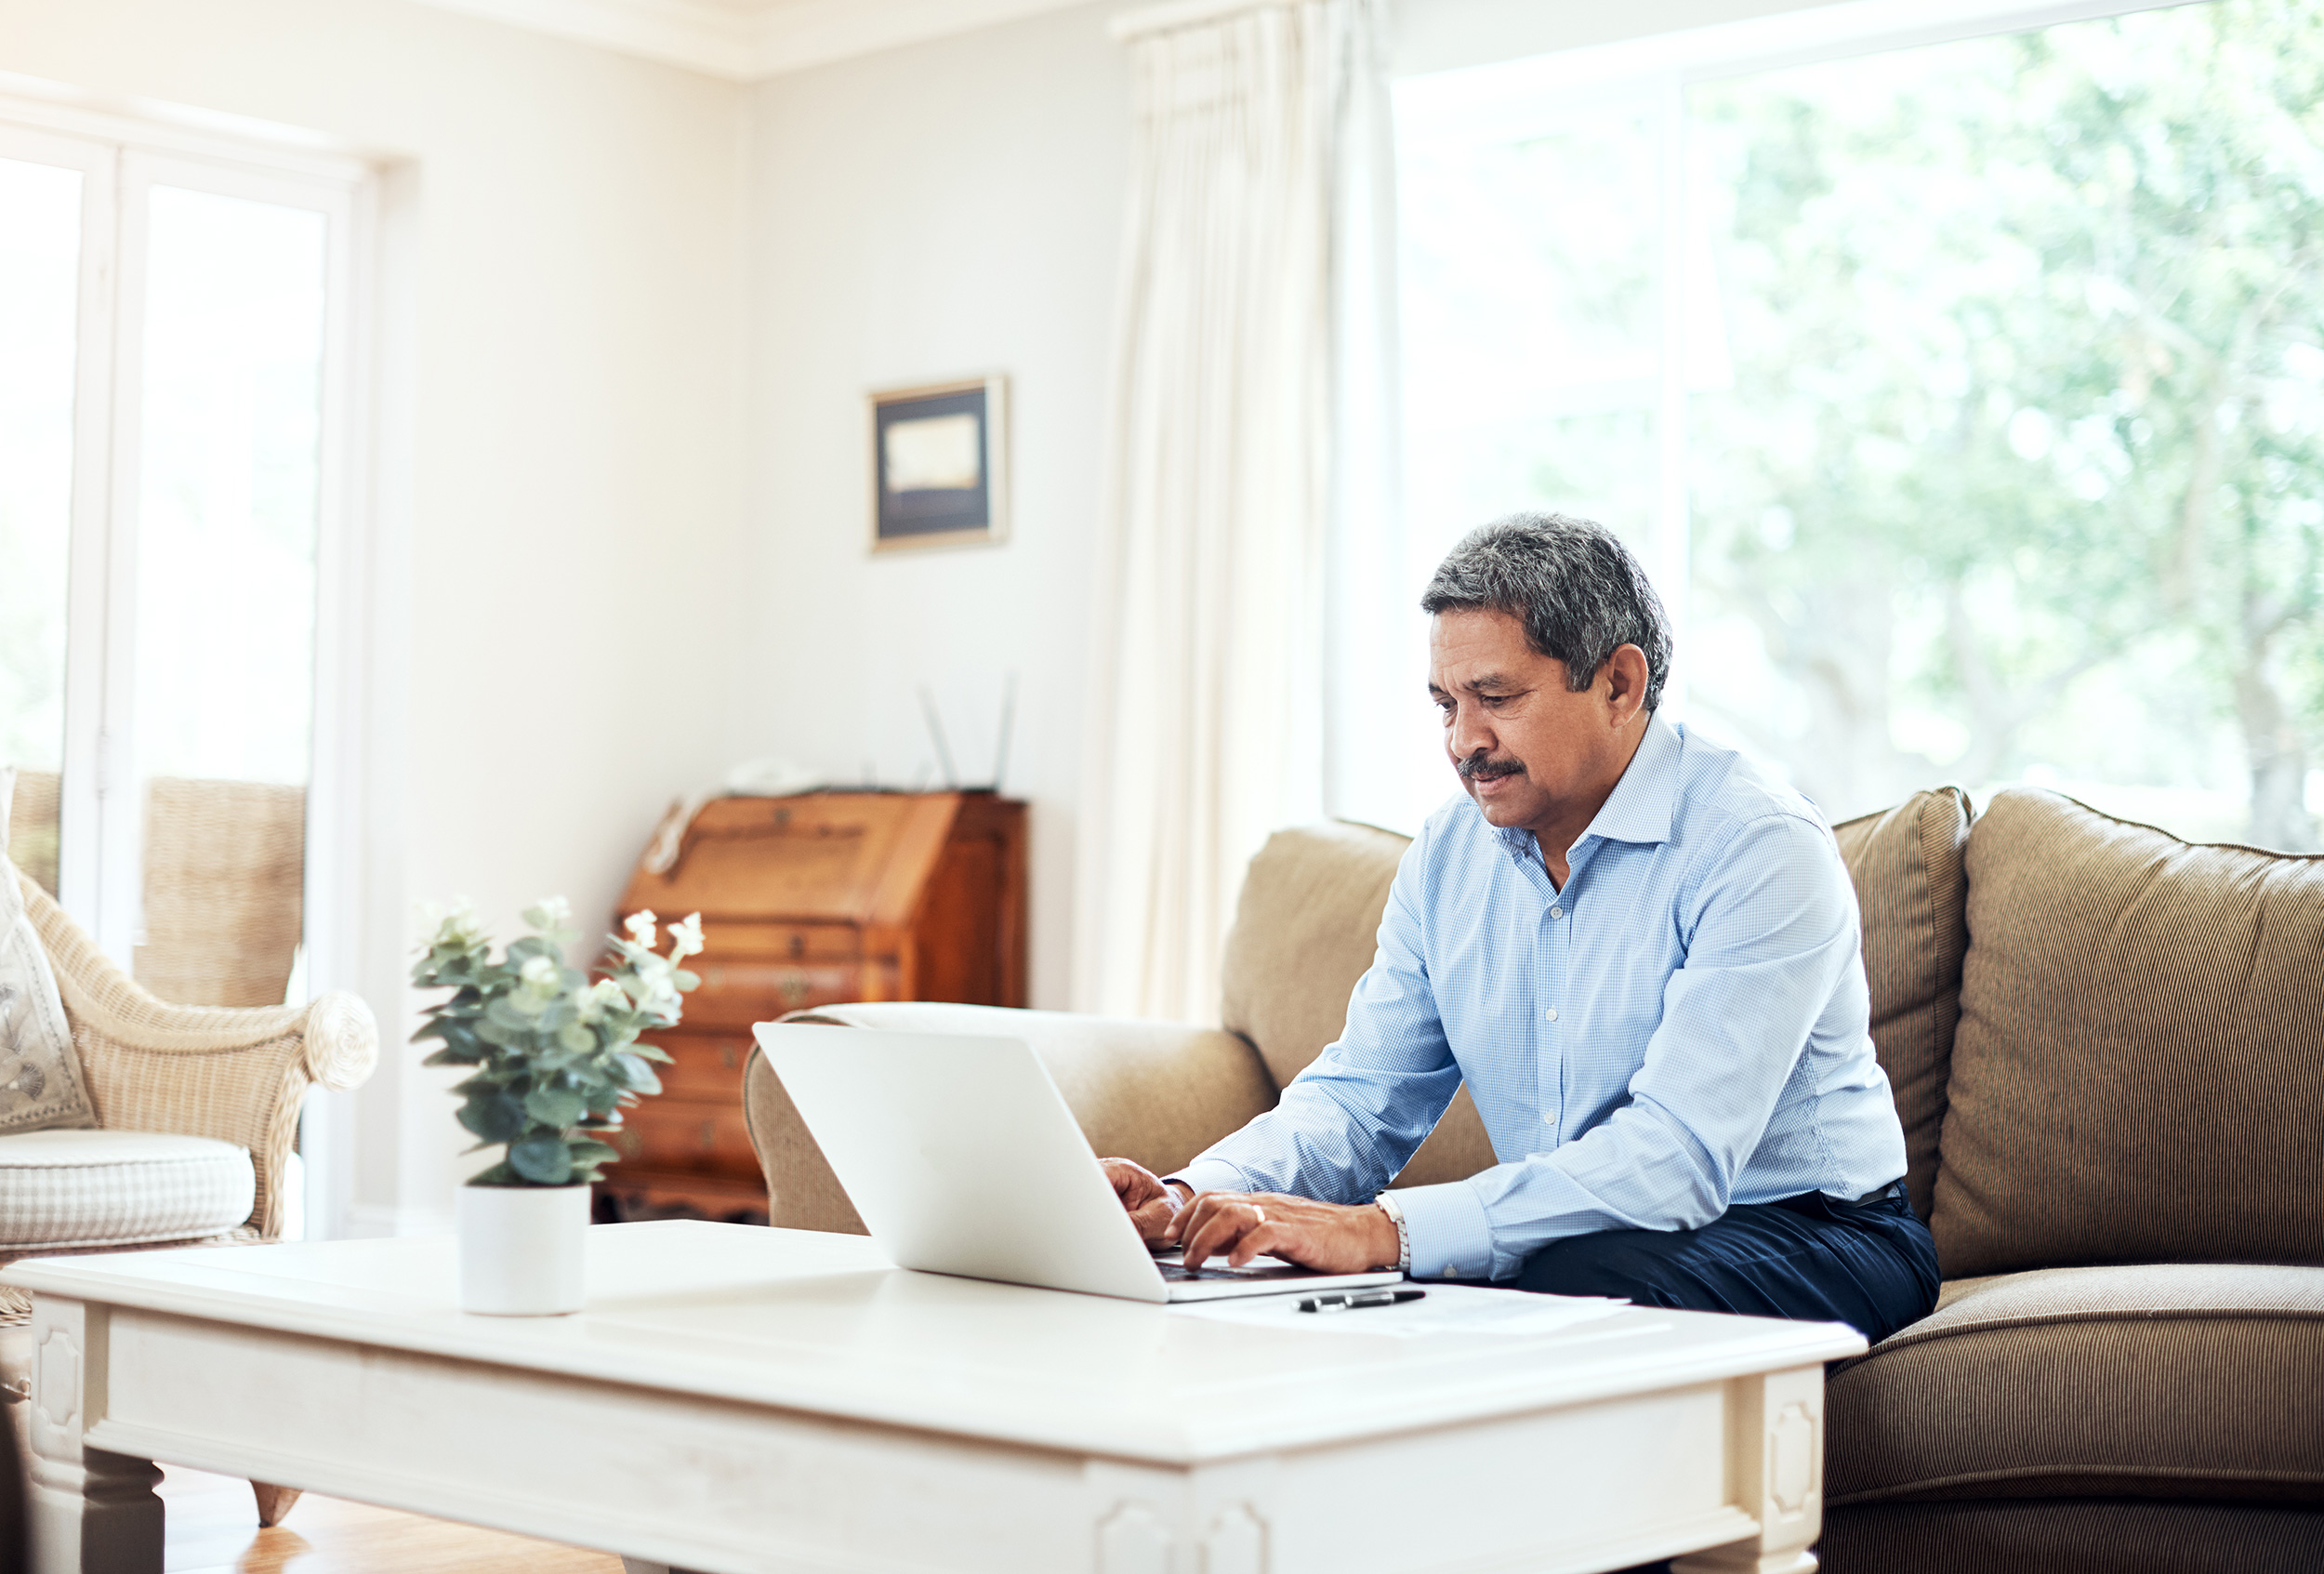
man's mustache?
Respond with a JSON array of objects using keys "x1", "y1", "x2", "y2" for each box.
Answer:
[{"x1": 1456, "y1": 751, "x2": 1525, "y2": 782}]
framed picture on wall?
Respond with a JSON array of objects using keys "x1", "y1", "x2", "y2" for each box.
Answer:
[{"x1": 868, "y1": 375, "x2": 1009, "y2": 552}]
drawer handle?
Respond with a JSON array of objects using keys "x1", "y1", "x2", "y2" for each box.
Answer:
[
  {"x1": 720, "y1": 1045, "x2": 739, "y2": 1070},
  {"x1": 697, "y1": 1121, "x2": 717, "y2": 1151},
  {"x1": 788, "y1": 933, "x2": 805, "y2": 959}
]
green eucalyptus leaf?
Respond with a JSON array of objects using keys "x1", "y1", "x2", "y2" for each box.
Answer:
[
  {"x1": 508, "y1": 1136, "x2": 574, "y2": 1184},
  {"x1": 466, "y1": 1159, "x2": 522, "y2": 1186},
  {"x1": 456, "y1": 1088, "x2": 526, "y2": 1143},
  {"x1": 612, "y1": 1052, "x2": 662, "y2": 1095},
  {"x1": 523, "y1": 1084, "x2": 588, "y2": 1130}
]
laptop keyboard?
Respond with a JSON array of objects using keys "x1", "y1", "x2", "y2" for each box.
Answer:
[{"x1": 1155, "y1": 1260, "x2": 1312, "y2": 1282}]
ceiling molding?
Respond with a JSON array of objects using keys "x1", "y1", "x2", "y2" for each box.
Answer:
[{"x1": 403, "y1": 0, "x2": 1102, "y2": 80}]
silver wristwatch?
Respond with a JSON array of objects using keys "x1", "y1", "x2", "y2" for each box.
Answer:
[{"x1": 1373, "y1": 1190, "x2": 1412, "y2": 1275}]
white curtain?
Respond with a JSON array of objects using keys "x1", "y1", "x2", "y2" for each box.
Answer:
[{"x1": 1076, "y1": 0, "x2": 1390, "y2": 1023}]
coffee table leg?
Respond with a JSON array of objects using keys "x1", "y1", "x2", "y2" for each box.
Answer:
[
  {"x1": 1671, "y1": 1364, "x2": 1825, "y2": 1574},
  {"x1": 25, "y1": 1297, "x2": 163, "y2": 1574}
]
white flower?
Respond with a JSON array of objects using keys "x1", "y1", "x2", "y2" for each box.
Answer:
[
  {"x1": 667, "y1": 912, "x2": 705, "y2": 960},
  {"x1": 519, "y1": 956, "x2": 558, "y2": 987},
  {"x1": 624, "y1": 909, "x2": 657, "y2": 948},
  {"x1": 575, "y1": 977, "x2": 627, "y2": 1023},
  {"x1": 420, "y1": 896, "x2": 488, "y2": 953},
  {"x1": 522, "y1": 895, "x2": 573, "y2": 932}
]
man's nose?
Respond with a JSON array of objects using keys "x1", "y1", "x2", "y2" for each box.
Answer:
[{"x1": 1447, "y1": 702, "x2": 1494, "y2": 760}]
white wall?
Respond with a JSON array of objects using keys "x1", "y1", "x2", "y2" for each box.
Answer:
[
  {"x1": 735, "y1": 1, "x2": 1133, "y2": 1011},
  {"x1": 0, "y1": 0, "x2": 748, "y2": 1233}
]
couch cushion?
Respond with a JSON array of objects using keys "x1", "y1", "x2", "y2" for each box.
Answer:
[
  {"x1": 0, "y1": 779, "x2": 97, "y2": 1138},
  {"x1": 1829, "y1": 788, "x2": 1971, "y2": 1222},
  {"x1": 1829, "y1": 1262, "x2": 2324, "y2": 1509},
  {"x1": 1220, "y1": 821, "x2": 1409, "y2": 1089},
  {"x1": 1937, "y1": 788, "x2": 2324, "y2": 1277},
  {"x1": 1218, "y1": 821, "x2": 1499, "y2": 1186},
  {"x1": 0, "y1": 1129, "x2": 257, "y2": 1250}
]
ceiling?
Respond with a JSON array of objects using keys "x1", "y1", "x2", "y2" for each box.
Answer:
[{"x1": 407, "y1": 0, "x2": 1102, "y2": 80}]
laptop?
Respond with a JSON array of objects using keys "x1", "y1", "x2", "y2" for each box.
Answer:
[{"x1": 756, "y1": 1024, "x2": 1407, "y2": 1303}]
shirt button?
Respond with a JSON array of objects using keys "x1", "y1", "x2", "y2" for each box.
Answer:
[
  {"x1": 1550, "y1": 906, "x2": 1564, "y2": 919},
  {"x1": 1543, "y1": 1007, "x2": 1559, "y2": 1022}
]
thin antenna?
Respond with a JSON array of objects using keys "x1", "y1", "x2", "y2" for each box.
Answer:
[
  {"x1": 990, "y1": 672, "x2": 1018, "y2": 794},
  {"x1": 918, "y1": 686, "x2": 958, "y2": 788}
]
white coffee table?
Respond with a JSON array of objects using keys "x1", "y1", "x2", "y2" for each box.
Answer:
[{"x1": 4, "y1": 1221, "x2": 1862, "y2": 1574}]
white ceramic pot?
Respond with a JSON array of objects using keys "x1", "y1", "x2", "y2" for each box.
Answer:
[{"x1": 457, "y1": 1183, "x2": 590, "y2": 1316}]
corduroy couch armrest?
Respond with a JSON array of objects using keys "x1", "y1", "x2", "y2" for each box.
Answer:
[{"x1": 741, "y1": 1000, "x2": 1278, "y2": 1234}]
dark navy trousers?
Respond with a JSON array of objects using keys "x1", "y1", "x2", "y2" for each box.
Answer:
[{"x1": 1512, "y1": 1187, "x2": 1940, "y2": 1344}]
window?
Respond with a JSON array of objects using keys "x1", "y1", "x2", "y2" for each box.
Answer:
[
  {"x1": 0, "y1": 98, "x2": 373, "y2": 1011},
  {"x1": 1393, "y1": 0, "x2": 2323, "y2": 848}
]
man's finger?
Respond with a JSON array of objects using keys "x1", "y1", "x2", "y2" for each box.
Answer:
[
  {"x1": 1182, "y1": 1208, "x2": 1244, "y2": 1267},
  {"x1": 1226, "y1": 1207, "x2": 1275, "y2": 1267}
]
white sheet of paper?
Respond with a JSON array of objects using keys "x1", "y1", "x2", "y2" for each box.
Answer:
[{"x1": 1169, "y1": 1283, "x2": 1629, "y2": 1339}]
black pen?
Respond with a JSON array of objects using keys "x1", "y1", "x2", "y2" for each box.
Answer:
[{"x1": 1296, "y1": 1289, "x2": 1426, "y2": 1313}]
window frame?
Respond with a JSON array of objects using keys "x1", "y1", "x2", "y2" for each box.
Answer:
[{"x1": 0, "y1": 82, "x2": 382, "y2": 1240}]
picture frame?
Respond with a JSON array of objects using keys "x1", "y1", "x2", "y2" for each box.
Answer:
[{"x1": 868, "y1": 375, "x2": 1009, "y2": 553}]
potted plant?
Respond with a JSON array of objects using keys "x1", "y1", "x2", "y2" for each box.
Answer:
[{"x1": 412, "y1": 896, "x2": 702, "y2": 1315}]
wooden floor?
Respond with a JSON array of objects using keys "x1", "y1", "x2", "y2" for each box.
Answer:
[{"x1": 161, "y1": 1465, "x2": 624, "y2": 1574}]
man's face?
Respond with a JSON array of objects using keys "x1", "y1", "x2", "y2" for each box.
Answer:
[{"x1": 1427, "y1": 608, "x2": 1616, "y2": 835}]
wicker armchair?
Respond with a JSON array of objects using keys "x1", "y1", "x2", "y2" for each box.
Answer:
[
  {"x1": 2, "y1": 868, "x2": 377, "y2": 1526},
  {"x1": 1, "y1": 870, "x2": 378, "y2": 1297}
]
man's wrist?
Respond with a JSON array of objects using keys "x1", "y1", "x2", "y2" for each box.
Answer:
[{"x1": 1373, "y1": 1191, "x2": 1412, "y2": 1274}]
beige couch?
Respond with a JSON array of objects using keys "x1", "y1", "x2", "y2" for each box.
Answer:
[{"x1": 742, "y1": 790, "x2": 2324, "y2": 1572}]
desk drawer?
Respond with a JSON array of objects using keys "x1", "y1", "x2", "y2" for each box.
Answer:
[
  {"x1": 705, "y1": 922, "x2": 860, "y2": 963},
  {"x1": 612, "y1": 1099, "x2": 758, "y2": 1172},
  {"x1": 647, "y1": 1031, "x2": 753, "y2": 1101},
  {"x1": 684, "y1": 962, "x2": 867, "y2": 1025}
]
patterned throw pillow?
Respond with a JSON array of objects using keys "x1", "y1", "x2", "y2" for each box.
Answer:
[{"x1": 0, "y1": 770, "x2": 96, "y2": 1134}]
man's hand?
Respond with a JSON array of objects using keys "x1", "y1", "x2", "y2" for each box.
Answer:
[
  {"x1": 1167, "y1": 1191, "x2": 1400, "y2": 1274},
  {"x1": 1102, "y1": 1158, "x2": 1189, "y2": 1244}
]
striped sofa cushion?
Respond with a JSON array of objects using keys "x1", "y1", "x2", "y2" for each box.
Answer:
[{"x1": 0, "y1": 1130, "x2": 256, "y2": 1250}]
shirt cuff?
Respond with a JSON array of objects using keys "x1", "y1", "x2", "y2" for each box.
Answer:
[
  {"x1": 1391, "y1": 1180, "x2": 1496, "y2": 1280},
  {"x1": 1164, "y1": 1158, "x2": 1247, "y2": 1197}
]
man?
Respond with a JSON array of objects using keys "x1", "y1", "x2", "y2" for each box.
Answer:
[{"x1": 1103, "y1": 513, "x2": 1938, "y2": 1342}]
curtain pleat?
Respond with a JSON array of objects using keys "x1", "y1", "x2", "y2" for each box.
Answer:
[{"x1": 1077, "y1": 0, "x2": 1381, "y2": 1022}]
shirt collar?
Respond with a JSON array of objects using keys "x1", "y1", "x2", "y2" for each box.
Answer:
[
  {"x1": 1486, "y1": 712, "x2": 1681, "y2": 861},
  {"x1": 1581, "y1": 712, "x2": 1681, "y2": 848}
]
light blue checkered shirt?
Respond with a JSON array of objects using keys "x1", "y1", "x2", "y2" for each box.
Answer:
[{"x1": 1174, "y1": 715, "x2": 1908, "y2": 1282}]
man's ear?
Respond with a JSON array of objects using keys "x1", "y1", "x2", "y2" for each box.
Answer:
[{"x1": 1602, "y1": 644, "x2": 1649, "y2": 727}]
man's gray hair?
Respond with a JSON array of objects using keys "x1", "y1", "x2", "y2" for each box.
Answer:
[{"x1": 1420, "y1": 512, "x2": 1673, "y2": 711}]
